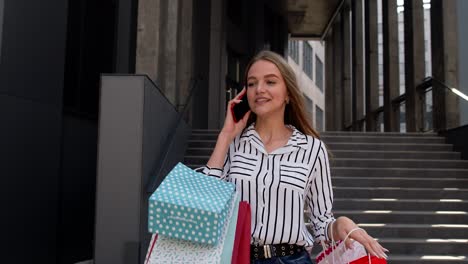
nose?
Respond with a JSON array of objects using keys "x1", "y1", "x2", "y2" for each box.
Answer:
[{"x1": 256, "y1": 81, "x2": 266, "y2": 93}]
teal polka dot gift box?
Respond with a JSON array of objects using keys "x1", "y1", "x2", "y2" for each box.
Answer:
[{"x1": 148, "y1": 162, "x2": 235, "y2": 245}]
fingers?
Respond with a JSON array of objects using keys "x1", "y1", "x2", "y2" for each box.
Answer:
[
  {"x1": 236, "y1": 87, "x2": 247, "y2": 99},
  {"x1": 350, "y1": 229, "x2": 389, "y2": 259}
]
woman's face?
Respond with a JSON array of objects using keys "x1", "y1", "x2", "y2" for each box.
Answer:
[{"x1": 246, "y1": 60, "x2": 289, "y2": 119}]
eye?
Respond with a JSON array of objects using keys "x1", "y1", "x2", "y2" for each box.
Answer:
[
  {"x1": 247, "y1": 82, "x2": 256, "y2": 88},
  {"x1": 266, "y1": 80, "x2": 276, "y2": 86}
]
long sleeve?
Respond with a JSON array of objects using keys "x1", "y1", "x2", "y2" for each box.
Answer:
[
  {"x1": 197, "y1": 145, "x2": 231, "y2": 178},
  {"x1": 305, "y1": 142, "x2": 335, "y2": 242}
]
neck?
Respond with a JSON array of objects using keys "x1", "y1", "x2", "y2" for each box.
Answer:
[{"x1": 254, "y1": 115, "x2": 290, "y2": 143}]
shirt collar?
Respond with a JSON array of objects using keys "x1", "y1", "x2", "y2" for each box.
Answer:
[{"x1": 239, "y1": 123, "x2": 309, "y2": 154}]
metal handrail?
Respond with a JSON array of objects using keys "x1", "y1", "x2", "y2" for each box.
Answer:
[
  {"x1": 359, "y1": 76, "x2": 467, "y2": 132},
  {"x1": 146, "y1": 76, "x2": 202, "y2": 193},
  {"x1": 418, "y1": 76, "x2": 468, "y2": 101}
]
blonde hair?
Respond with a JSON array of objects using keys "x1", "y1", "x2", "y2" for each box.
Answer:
[{"x1": 244, "y1": 50, "x2": 320, "y2": 139}]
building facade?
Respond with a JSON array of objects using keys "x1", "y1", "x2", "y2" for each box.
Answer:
[{"x1": 287, "y1": 40, "x2": 326, "y2": 132}]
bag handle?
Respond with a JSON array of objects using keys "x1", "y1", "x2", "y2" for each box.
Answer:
[
  {"x1": 343, "y1": 227, "x2": 365, "y2": 243},
  {"x1": 321, "y1": 224, "x2": 371, "y2": 264},
  {"x1": 343, "y1": 227, "x2": 372, "y2": 264},
  {"x1": 194, "y1": 166, "x2": 228, "y2": 181}
]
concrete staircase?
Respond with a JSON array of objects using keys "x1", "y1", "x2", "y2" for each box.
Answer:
[{"x1": 184, "y1": 130, "x2": 468, "y2": 264}]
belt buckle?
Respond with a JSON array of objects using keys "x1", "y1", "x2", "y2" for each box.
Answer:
[{"x1": 263, "y1": 245, "x2": 272, "y2": 258}]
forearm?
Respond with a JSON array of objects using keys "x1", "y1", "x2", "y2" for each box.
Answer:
[{"x1": 206, "y1": 132, "x2": 233, "y2": 169}]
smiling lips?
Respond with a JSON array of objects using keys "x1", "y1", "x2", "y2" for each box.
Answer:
[{"x1": 255, "y1": 97, "x2": 270, "y2": 103}]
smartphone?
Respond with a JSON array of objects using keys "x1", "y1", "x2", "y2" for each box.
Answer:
[{"x1": 231, "y1": 93, "x2": 250, "y2": 122}]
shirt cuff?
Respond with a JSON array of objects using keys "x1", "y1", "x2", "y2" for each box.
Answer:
[
  {"x1": 197, "y1": 165, "x2": 223, "y2": 178},
  {"x1": 324, "y1": 218, "x2": 337, "y2": 242}
]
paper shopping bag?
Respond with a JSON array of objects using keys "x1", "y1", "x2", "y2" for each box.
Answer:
[
  {"x1": 145, "y1": 193, "x2": 240, "y2": 264},
  {"x1": 232, "y1": 201, "x2": 251, "y2": 264},
  {"x1": 316, "y1": 240, "x2": 387, "y2": 264}
]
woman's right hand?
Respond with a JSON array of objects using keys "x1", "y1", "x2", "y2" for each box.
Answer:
[{"x1": 220, "y1": 87, "x2": 251, "y2": 141}]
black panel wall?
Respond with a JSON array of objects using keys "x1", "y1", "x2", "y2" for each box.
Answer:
[
  {"x1": 0, "y1": 0, "x2": 68, "y2": 263},
  {"x1": 0, "y1": 0, "x2": 137, "y2": 262}
]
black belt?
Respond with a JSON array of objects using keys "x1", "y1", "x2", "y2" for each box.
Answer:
[{"x1": 250, "y1": 243, "x2": 305, "y2": 260}]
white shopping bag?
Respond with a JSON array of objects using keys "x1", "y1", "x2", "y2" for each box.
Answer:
[{"x1": 144, "y1": 193, "x2": 239, "y2": 264}]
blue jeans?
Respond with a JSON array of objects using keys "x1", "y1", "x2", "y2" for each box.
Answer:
[{"x1": 252, "y1": 251, "x2": 313, "y2": 264}]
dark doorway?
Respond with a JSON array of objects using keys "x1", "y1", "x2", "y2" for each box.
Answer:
[{"x1": 59, "y1": 0, "x2": 117, "y2": 263}]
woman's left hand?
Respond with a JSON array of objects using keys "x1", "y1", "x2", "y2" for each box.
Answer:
[{"x1": 331, "y1": 216, "x2": 389, "y2": 259}]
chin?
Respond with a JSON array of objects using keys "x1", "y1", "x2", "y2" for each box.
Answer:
[{"x1": 253, "y1": 109, "x2": 282, "y2": 119}]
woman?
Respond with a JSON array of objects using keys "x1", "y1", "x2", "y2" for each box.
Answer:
[{"x1": 201, "y1": 50, "x2": 388, "y2": 263}]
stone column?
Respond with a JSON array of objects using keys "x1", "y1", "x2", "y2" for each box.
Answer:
[
  {"x1": 431, "y1": 0, "x2": 460, "y2": 130},
  {"x1": 382, "y1": 0, "x2": 400, "y2": 131},
  {"x1": 337, "y1": 9, "x2": 353, "y2": 129},
  {"x1": 334, "y1": 15, "x2": 345, "y2": 130},
  {"x1": 456, "y1": 0, "x2": 467, "y2": 125},
  {"x1": 404, "y1": 0, "x2": 425, "y2": 132},
  {"x1": 176, "y1": 0, "x2": 193, "y2": 111},
  {"x1": 365, "y1": 0, "x2": 379, "y2": 131},
  {"x1": 208, "y1": 0, "x2": 227, "y2": 128},
  {"x1": 157, "y1": 0, "x2": 179, "y2": 105},
  {"x1": 352, "y1": 0, "x2": 365, "y2": 131},
  {"x1": 325, "y1": 31, "x2": 336, "y2": 131},
  {"x1": 135, "y1": 0, "x2": 161, "y2": 81}
]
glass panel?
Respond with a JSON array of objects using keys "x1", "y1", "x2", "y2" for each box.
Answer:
[
  {"x1": 377, "y1": 111, "x2": 384, "y2": 132},
  {"x1": 315, "y1": 56, "x2": 324, "y2": 92},
  {"x1": 399, "y1": 102, "x2": 406, "y2": 132},
  {"x1": 303, "y1": 42, "x2": 313, "y2": 80},
  {"x1": 423, "y1": 89, "x2": 433, "y2": 131},
  {"x1": 304, "y1": 95, "x2": 314, "y2": 125},
  {"x1": 316, "y1": 105, "x2": 324, "y2": 132},
  {"x1": 288, "y1": 40, "x2": 299, "y2": 63}
]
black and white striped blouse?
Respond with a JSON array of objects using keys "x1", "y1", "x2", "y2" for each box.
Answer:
[{"x1": 201, "y1": 123, "x2": 335, "y2": 247}]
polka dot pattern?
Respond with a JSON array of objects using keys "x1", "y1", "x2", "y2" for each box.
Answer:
[{"x1": 148, "y1": 162, "x2": 235, "y2": 245}]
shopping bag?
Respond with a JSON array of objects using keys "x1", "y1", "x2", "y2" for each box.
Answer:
[
  {"x1": 145, "y1": 193, "x2": 240, "y2": 264},
  {"x1": 231, "y1": 201, "x2": 251, "y2": 264},
  {"x1": 316, "y1": 228, "x2": 387, "y2": 264},
  {"x1": 148, "y1": 162, "x2": 235, "y2": 245}
]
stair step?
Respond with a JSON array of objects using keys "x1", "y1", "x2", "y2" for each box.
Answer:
[
  {"x1": 189, "y1": 134, "x2": 446, "y2": 143},
  {"x1": 333, "y1": 198, "x2": 468, "y2": 211},
  {"x1": 333, "y1": 210, "x2": 468, "y2": 224},
  {"x1": 185, "y1": 148, "x2": 461, "y2": 159},
  {"x1": 334, "y1": 186, "x2": 468, "y2": 199},
  {"x1": 331, "y1": 158, "x2": 468, "y2": 169},
  {"x1": 190, "y1": 130, "x2": 439, "y2": 137},
  {"x1": 327, "y1": 142, "x2": 453, "y2": 151},
  {"x1": 322, "y1": 131, "x2": 438, "y2": 137},
  {"x1": 357, "y1": 223, "x2": 468, "y2": 239},
  {"x1": 186, "y1": 164, "x2": 468, "y2": 178},
  {"x1": 333, "y1": 177, "x2": 468, "y2": 188},
  {"x1": 330, "y1": 150, "x2": 460, "y2": 159},
  {"x1": 309, "y1": 254, "x2": 468, "y2": 264},
  {"x1": 331, "y1": 167, "x2": 468, "y2": 178},
  {"x1": 184, "y1": 156, "x2": 468, "y2": 170},
  {"x1": 322, "y1": 135, "x2": 445, "y2": 144},
  {"x1": 185, "y1": 148, "x2": 462, "y2": 160},
  {"x1": 385, "y1": 254, "x2": 468, "y2": 263},
  {"x1": 187, "y1": 140, "x2": 454, "y2": 152},
  {"x1": 376, "y1": 238, "x2": 468, "y2": 255},
  {"x1": 306, "y1": 223, "x2": 468, "y2": 239}
]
